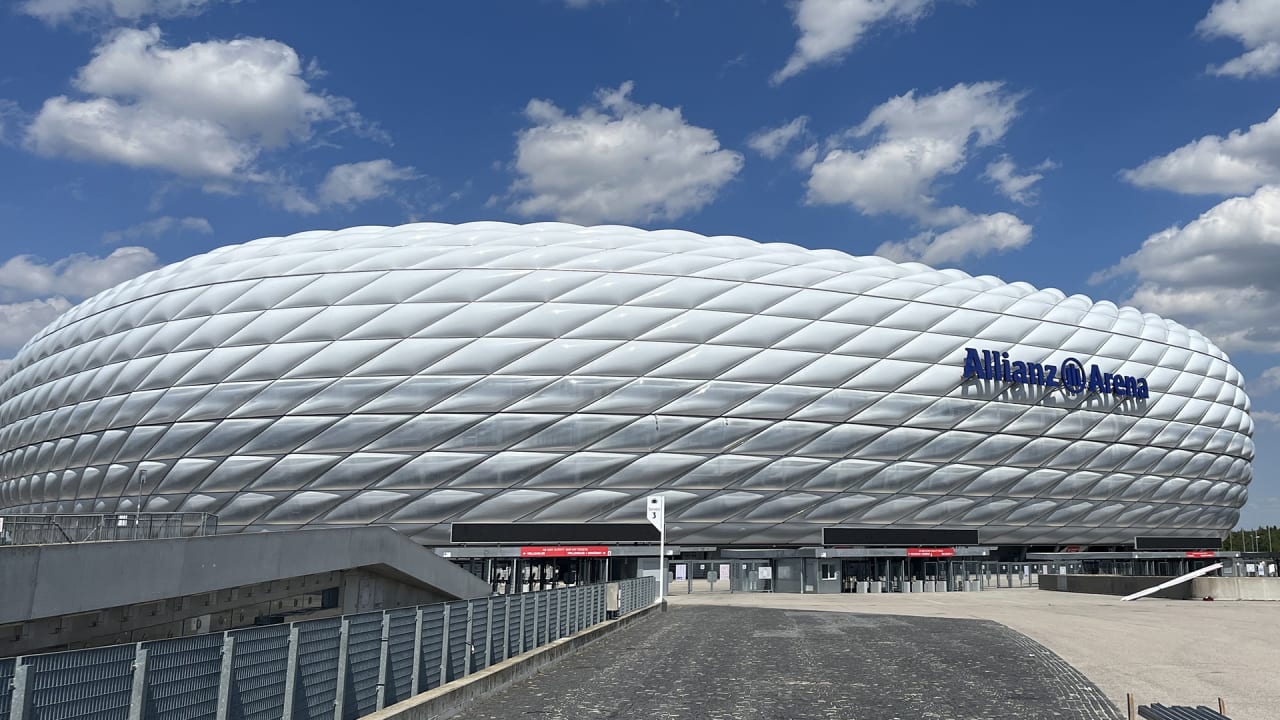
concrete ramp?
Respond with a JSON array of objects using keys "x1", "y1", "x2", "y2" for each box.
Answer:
[{"x1": 0, "y1": 526, "x2": 489, "y2": 655}]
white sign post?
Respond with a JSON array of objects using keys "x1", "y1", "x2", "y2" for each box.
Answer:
[{"x1": 646, "y1": 495, "x2": 665, "y2": 603}]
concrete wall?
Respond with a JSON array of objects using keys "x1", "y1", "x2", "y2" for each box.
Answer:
[
  {"x1": 1191, "y1": 577, "x2": 1280, "y2": 600},
  {"x1": 0, "y1": 526, "x2": 488, "y2": 627},
  {"x1": 1037, "y1": 574, "x2": 1190, "y2": 599}
]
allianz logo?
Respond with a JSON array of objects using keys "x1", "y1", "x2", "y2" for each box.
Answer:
[{"x1": 962, "y1": 347, "x2": 1151, "y2": 399}]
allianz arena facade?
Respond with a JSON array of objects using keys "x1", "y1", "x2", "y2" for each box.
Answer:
[{"x1": 0, "y1": 223, "x2": 1252, "y2": 547}]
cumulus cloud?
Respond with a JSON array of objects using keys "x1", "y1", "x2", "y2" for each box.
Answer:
[
  {"x1": 0, "y1": 247, "x2": 159, "y2": 354},
  {"x1": 876, "y1": 211, "x2": 1032, "y2": 266},
  {"x1": 19, "y1": 0, "x2": 221, "y2": 24},
  {"x1": 1253, "y1": 410, "x2": 1280, "y2": 426},
  {"x1": 1093, "y1": 185, "x2": 1280, "y2": 352},
  {"x1": 0, "y1": 298, "x2": 74, "y2": 355},
  {"x1": 807, "y1": 82, "x2": 1021, "y2": 215},
  {"x1": 317, "y1": 159, "x2": 417, "y2": 208},
  {"x1": 773, "y1": 0, "x2": 934, "y2": 84},
  {"x1": 26, "y1": 27, "x2": 356, "y2": 182},
  {"x1": 1198, "y1": 0, "x2": 1280, "y2": 78},
  {"x1": 748, "y1": 116, "x2": 810, "y2": 159},
  {"x1": 0, "y1": 246, "x2": 159, "y2": 302},
  {"x1": 102, "y1": 216, "x2": 212, "y2": 244},
  {"x1": 508, "y1": 81, "x2": 744, "y2": 224},
  {"x1": 806, "y1": 82, "x2": 1031, "y2": 265},
  {"x1": 984, "y1": 156, "x2": 1052, "y2": 204},
  {"x1": 1122, "y1": 107, "x2": 1280, "y2": 194},
  {"x1": 1255, "y1": 366, "x2": 1280, "y2": 394}
]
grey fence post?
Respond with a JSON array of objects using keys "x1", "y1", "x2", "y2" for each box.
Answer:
[
  {"x1": 215, "y1": 634, "x2": 236, "y2": 720},
  {"x1": 10, "y1": 662, "x2": 30, "y2": 720},
  {"x1": 438, "y1": 604, "x2": 451, "y2": 688},
  {"x1": 411, "y1": 607, "x2": 424, "y2": 695},
  {"x1": 502, "y1": 597, "x2": 512, "y2": 662},
  {"x1": 518, "y1": 596, "x2": 528, "y2": 655},
  {"x1": 483, "y1": 598, "x2": 494, "y2": 670},
  {"x1": 375, "y1": 612, "x2": 391, "y2": 711},
  {"x1": 551, "y1": 591, "x2": 560, "y2": 641},
  {"x1": 333, "y1": 617, "x2": 350, "y2": 720},
  {"x1": 464, "y1": 603, "x2": 475, "y2": 677},
  {"x1": 281, "y1": 624, "x2": 301, "y2": 720},
  {"x1": 127, "y1": 645, "x2": 149, "y2": 720},
  {"x1": 533, "y1": 593, "x2": 542, "y2": 647}
]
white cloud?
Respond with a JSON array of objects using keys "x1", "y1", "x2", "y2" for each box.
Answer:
[
  {"x1": 1255, "y1": 366, "x2": 1280, "y2": 394},
  {"x1": 1198, "y1": 0, "x2": 1280, "y2": 78},
  {"x1": 26, "y1": 27, "x2": 351, "y2": 180},
  {"x1": 748, "y1": 116, "x2": 809, "y2": 159},
  {"x1": 806, "y1": 82, "x2": 1031, "y2": 265},
  {"x1": 772, "y1": 0, "x2": 934, "y2": 85},
  {"x1": 0, "y1": 247, "x2": 159, "y2": 353},
  {"x1": 876, "y1": 211, "x2": 1032, "y2": 266},
  {"x1": 317, "y1": 159, "x2": 416, "y2": 208},
  {"x1": 807, "y1": 82, "x2": 1021, "y2": 216},
  {"x1": 102, "y1": 216, "x2": 212, "y2": 244},
  {"x1": 19, "y1": 0, "x2": 221, "y2": 24},
  {"x1": 808, "y1": 137, "x2": 965, "y2": 215},
  {"x1": 0, "y1": 246, "x2": 158, "y2": 303},
  {"x1": 1253, "y1": 409, "x2": 1280, "y2": 426},
  {"x1": 984, "y1": 155, "x2": 1051, "y2": 204},
  {"x1": 1094, "y1": 185, "x2": 1280, "y2": 352},
  {"x1": 1122, "y1": 107, "x2": 1280, "y2": 195},
  {"x1": 0, "y1": 298, "x2": 74, "y2": 355},
  {"x1": 508, "y1": 81, "x2": 744, "y2": 224}
]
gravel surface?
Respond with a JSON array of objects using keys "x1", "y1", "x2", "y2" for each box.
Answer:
[{"x1": 452, "y1": 604, "x2": 1121, "y2": 720}]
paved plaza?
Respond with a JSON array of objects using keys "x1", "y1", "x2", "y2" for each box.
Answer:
[
  {"x1": 669, "y1": 588, "x2": 1278, "y2": 720},
  {"x1": 454, "y1": 602, "x2": 1121, "y2": 720}
]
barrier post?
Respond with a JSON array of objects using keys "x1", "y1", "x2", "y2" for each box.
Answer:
[{"x1": 127, "y1": 645, "x2": 148, "y2": 720}]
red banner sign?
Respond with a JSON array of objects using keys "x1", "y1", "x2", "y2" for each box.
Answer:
[
  {"x1": 906, "y1": 547, "x2": 955, "y2": 558},
  {"x1": 1185, "y1": 551, "x2": 1216, "y2": 559},
  {"x1": 519, "y1": 546, "x2": 610, "y2": 558}
]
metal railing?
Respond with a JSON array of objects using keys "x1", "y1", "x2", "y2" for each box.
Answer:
[
  {"x1": 617, "y1": 576, "x2": 657, "y2": 614},
  {"x1": 0, "y1": 578, "x2": 656, "y2": 720},
  {"x1": 0, "y1": 513, "x2": 218, "y2": 546}
]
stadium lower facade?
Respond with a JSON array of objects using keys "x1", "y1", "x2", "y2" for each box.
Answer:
[{"x1": 0, "y1": 223, "x2": 1253, "y2": 550}]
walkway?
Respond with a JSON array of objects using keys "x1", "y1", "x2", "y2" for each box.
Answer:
[
  {"x1": 453, "y1": 603, "x2": 1121, "y2": 720},
  {"x1": 670, "y1": 589, "x2": 1277, "y2": 720}
]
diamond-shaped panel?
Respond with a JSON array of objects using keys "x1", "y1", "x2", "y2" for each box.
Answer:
[{"x1": 0, "y1": 222, "x2": 1253, "y2": 545}]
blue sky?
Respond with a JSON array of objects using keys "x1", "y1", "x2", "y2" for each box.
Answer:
[{"x1": 0, "y1": 0, "x2": 1278, "y2": 527}]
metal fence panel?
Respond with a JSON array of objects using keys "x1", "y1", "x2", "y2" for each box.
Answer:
[
  {"x1": 416, "y1": 605, "x2": 445, "y2": 692},
  {"x1": 142, "y1": 634, "x2": 222, "y2": 720},
  {"x1": 443, "y1": 602, "x2": 468, "y2": 683},
  {"x1": 292, "y1": 618, "x2": 340, "y2": 720},
  {"x1": 227, "y1": 625, "x2": 289, "y2": 720},
  {"x1": 26, "y1": 644, "x2": 134, "y2": 720},
  {"x1": 383, "y1": 609, "x2": 417, "y2": 707},
  {"x1": 4, "y1": 581, "x2": 629, "y2": 720},
  {"x1": 0, "y1": 657, "x2": 13, "y2": 720},
  {"x1": 470, "y1": 600, "x2": 490, "y2": 672},
  {"x1": 341, "y1": 612, "x2": 382, "y2": 720},
  {"x1": 488, "y1": 597, "x2": 507, "y2": 665}
]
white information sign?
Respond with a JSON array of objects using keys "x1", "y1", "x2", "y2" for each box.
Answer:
[
  {"x1": 757, "y1": 566, "x2": 773, "y2": 580},
  {"x1": 647, "y1": 496, "x2": 666, "y2": 602}
]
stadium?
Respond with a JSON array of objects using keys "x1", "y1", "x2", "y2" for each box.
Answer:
[{"x1": 0, "y1": 222, "x2": 1253, "y2": 558}]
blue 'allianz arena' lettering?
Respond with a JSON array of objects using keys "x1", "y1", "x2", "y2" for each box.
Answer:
[{"x1": 961, "y1": 347, "x2": 1150, "y2": 399}]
